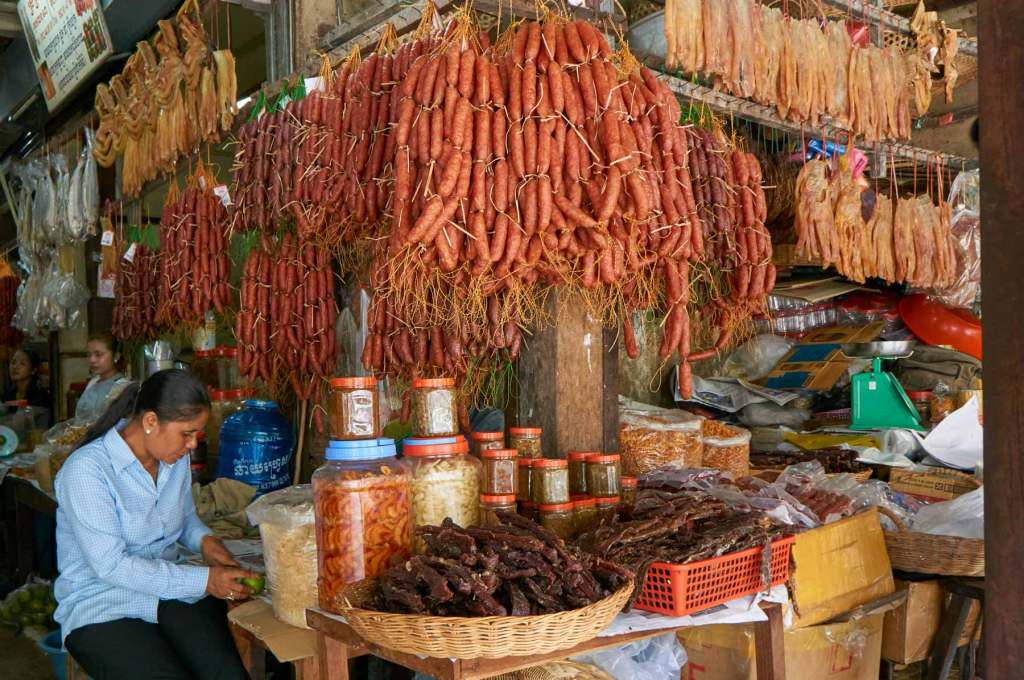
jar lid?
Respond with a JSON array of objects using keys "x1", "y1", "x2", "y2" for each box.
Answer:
[
  {"x1": 195, "y1": 430, "x2": 206, "y2": 441},
  {"x1": 573, "y1": 498, "x2": 597, "y2": 508},
  {"x1": 331, "y1": 376, "x2": 376, "y2": 388},
  {"x1": 402, "y1": 438, "x2": 470, "y2": 457},
  {"x1": 470, "y1": 431, "x2": 505, "y2": 441},
  {"x1": 218, "y1": 346, "x2": 238, "y2": 357},
  {"x1": 412, "y1": 377, "x2": 455, "y2": 388},
  {"x1": 906, "y1": 390, "x2": 932, "y2": 400},
  {"x1": 209, "y1": 388, "x2": 227, "y2": 400},
  {"x1": 509, "y1": 427, "x2": 542, "y2": 436},
  {"x1": 325, "y1": 438, "x2": 397, "y2": 461},
  {"x1": 194, "y1": 349, "x2": 212, "y2": 358},
  {"x1": 531, "y1": 458, "x2": 568, "y2": 469},
  {"x1": 480, "y1": 448, "x2": 517, "y2": 459},
  {"x1": 480, "y1": 494, "x2": 517, "y2": 504},
  {"x1": 595, "y1": 496, "x2": 621, "y2": 505},
  {"x1": 404, "y1": 436, "x2": 462, "y2": 446},
  {"x1": 223, "y1": 389, "x2": 245, "y2": 399},
  {"x1": 570, "y1": 494, "x2": 591, "y2": 502},
  {"x1": 585, "y1": 453, "x2": 621, "y2": 463},
  {"x1": 190, "y1": 462, "x2": 205, "y2": 470},
  {"x1": 520, "y1": 500, "x2": 534, "y2": 508},
  {"x1": 537, "y1": 502, "x2": 574, "y2": 511},
  {"x1": 568, "y1": 451, "x2": 598, "y2": 461},
  {"x1": 517, "y1": 458, "x2": 534, "y2": 467},
  {"x1": 621, "y1": 476, "x2": 637, "y2": 488},
  {"x1": 243, "y1": 399, "x2": 277, "y2": 409}
]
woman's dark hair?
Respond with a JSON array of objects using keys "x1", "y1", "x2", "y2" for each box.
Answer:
[
  {"x1": 13, "y1": 348, "x2": 41, "y2": 371},
  {"x1": 82, "y1": 369, "x2": 210, "y2": 446}
]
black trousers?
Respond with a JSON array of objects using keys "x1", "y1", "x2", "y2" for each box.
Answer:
[{"x1": 65, "y1": 596, "x2": 249, "y2": 680}]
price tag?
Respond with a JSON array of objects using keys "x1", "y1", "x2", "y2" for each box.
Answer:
[
  {"x1": 198, "y1": 175, "x2": 207, "y2": 190},
  {"x1": 213, "y1": 184, "x2": 232, "y2": 207},
  {"x1": 100, "y1": 230, "x2": 114, "y2": 246},
  {"x1": 123, "y1": 242, "x2": 137, "y2": 263}
]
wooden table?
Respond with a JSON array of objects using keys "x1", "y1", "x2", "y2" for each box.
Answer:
[
  {"x1": 1, "y1": 475, "x2": 57, "y2": 581},
  {"x1": 307, "y1": 602, "x2": 787, "y2": 680}
]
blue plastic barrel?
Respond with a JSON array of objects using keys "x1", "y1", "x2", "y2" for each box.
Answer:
[{"x1": 216, "y1": 400, "x2": 295, "y2": 495}]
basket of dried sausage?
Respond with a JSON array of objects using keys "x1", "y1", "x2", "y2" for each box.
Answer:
[{"x1": 336, "y1": 514, "x2": 634, "y2": 659}]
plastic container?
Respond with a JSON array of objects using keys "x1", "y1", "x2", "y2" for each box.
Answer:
[
  {"x1": 567, "y1": 451, "x2": 591, "y2": 495},
  {"x1": 907, "y1": 390, "x2": 932, "y2": 425},
  {"x1": 585, "y1": 453, "x2": 621, "y2": 498},
  {"x1": 480, "y1": 448, "x2": 518, "y2": 496},
  {"x1": 621, "y1": 476, "x2": 637, "y2": 506},
  {"x1": 479, "y1": 494, "x2": 517, "y2": 526},
  {"x1": 403, "y1": 436, "x2": 480, "y2": 542},
  {"x1": 516, "y1": 458, "x2": 533, "y2": 502},
  {"x1": 410, "y1": 377, "x2": 459, "y2": 437},
  {"x1": 573, "y1": 497, "x2": 598, "y2": 535},
  {"x1": 537, "y1": 503, "x2": 575, "y2": 540},
  {"x1": 530, "y1": 458, "x2": 570, "y2": 505},
  {"x1": 509, "y1": 427, "x2": 542, "y2": 459},
  {"x1": 329, "y1": 377, "x2": 380, "y2": 440},
  {"x1": 469, "y1": 431, "x2": 505, "y2": 457},
  {"x1": 37, "y1": 630, "x2": 66, "y2": 680},
  {"x1": 518, "y1": 499, "x2": 535, "y2": 521},
  {"x1": 312, "y1": 438, "x2": 411, "y2": 612},
  {"x1": 595, "y1": 496, "x2": 619, "y2": 525},
  {"x1": 930, "y1": 393, "x2": 956, "y2": 424},
  {"x1": 206, "y1": 388, "x2": 245, "y2": 457},
  {"x1": 634, "y1": 536, "x2": 796, "y2": 617},
  {"x1": 214, "y1": 346, "x2": 240, "y2": 390},
  {"x1": 192, "y1": 349, "x2": 218, "y2": 388},
  {"x1": 217, "y1": 400, "x2": 295, "y2": 495},
  {"x1": 701, "y1": 423, "x2": 751, "y2": 479}
]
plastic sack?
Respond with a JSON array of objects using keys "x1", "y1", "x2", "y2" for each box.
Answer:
[
  {"x1": 618, "y1": 397, "x2": 703, "y2": 476},
  {"x1": 947, "y1": 168, "x2": 979, "y2": 213},
  {"x1": 0, "y1": 576, "x2": 57, "y2": 631},
  {"x1": 928, "y1": 208, "x2": 980, "y2": 310},
  {"x1": 911, "y1": 486, "x2": 983, "y2": 539},
  {"x1": 722, "y1": 333, "x2": 794, "y2": 381},
  {"x1": 572, "y1": 632, "x2": 687, "y2": 680},
  {"x1": 738, "y1": 402, "x2": 811, "y2": 430},
  {"x1": 246, "y1": 485, "x2": 318, "y2": 628}
]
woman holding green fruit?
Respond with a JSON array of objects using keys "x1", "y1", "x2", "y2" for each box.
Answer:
[{"x1": 54, "y1": 369, "x2": 253, "y2": 679}]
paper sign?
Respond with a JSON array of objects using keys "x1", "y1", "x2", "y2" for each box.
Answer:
[
  {"x1": 910, "y1": 397, "x2": 983, "y2": 470},
  {"x1": 123, "y1": 242, "x2": 137, "y2": 263},
  {"x1": 213, "y1": 184, "x2": 232, "y2": 207},
  {"x1": 100, "y1": 230, "x2": 114, "y2": 246}
]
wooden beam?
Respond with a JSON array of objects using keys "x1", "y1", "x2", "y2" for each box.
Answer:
[
  {"x1": 979, "y1": 0, "x2": 1024, "y2": 675},
  {"x1": 753, "y1": 603, "x2": 787, "y2": 680}
]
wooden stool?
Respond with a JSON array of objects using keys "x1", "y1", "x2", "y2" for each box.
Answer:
[{"x1": 926, "y1": 577, "x2": 984, "y2": 680}]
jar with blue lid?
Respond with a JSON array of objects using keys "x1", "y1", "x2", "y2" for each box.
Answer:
[
  {"x1": 312, "y1": 438, "x2": 412, "y2": 613},
  {"x1": 217, "y1": 400, "x2": 294, "y2": 495}
]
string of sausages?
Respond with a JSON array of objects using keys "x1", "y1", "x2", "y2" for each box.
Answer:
[{"x1": 112, "y1": 244, "x2": 160, "y2": 341}]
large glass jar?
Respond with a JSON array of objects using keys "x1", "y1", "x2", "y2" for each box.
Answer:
[
  {"x1": 329, "y1": 377, "x2": 380, "y2": 440},
  {"x1": 312, "y1": 438, "x2": 411, "y2": 613},
  {"x1": 567, "y1": 451, "x2": 591, "y2": 495},
  {"x1": 537, "y1": 503, "x2": 575, "y2": 540},
  {"x1": 595, "y1": 496, "x2": 620, "y2": 526},
  {"x1": 469, "y1": 431, "x2": 505, "y2": 457},
  {"x1": 192, "y1": 349, "x2": 218, "y2": 388},
  {"x1": 403, "y1": 436, "x2": 481, "y2": 547},
  {"x1": 206, "y1": 389, "x2": 245, "y2": 460},
  {"x1": 509, "y1": 427, "x2": 542, "y2": 459},
  {"x1": 517, "y1": 458, "x2": 533, "y2": 502},
  {"x1": 573, "y1": 497, "x2": 598, "y2": 535},
  {"x1": 214, "y1": 346, "x2": 240, "y2": 390},
  {"x1": 479, "y1": 494, "x2": 517, "y2": 526},
  {"x1": 585, "y1": 453, "x2": 622, "y2": 498},
  {"x1": 621, "y1": 476, "x2": 637, "y2": 506},
  {"x1": 410, "y1": 378, "x2": 459, "y2": 437},
  {"x1": 530, "y1": 459, "x2": 570, "y2": 505},
  {"x1": 480, "y1": 448, "x2": 517, "y2": 495}
]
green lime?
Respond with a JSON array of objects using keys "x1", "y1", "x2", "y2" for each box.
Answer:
[
  {"x1": 30, "y1": 612, "x2": 48, "y2": 626},
  {"x1": 16, "y1": 590, "x2": 32, "y2": 605},
  {"x1": 31, "y1": 600, "x2": 48, "y2": 613},
  {"x1": 31, "y1": 587, "x2": 48, "y2": 601},
  {"x1": 8, "y1": 602, "x2": 21, "y2": 616},
  {"x1": 239, "y1": 575, "x2": 265, "y2": 595}
]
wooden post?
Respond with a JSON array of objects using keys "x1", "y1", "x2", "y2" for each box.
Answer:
[
  {"x1": 516, "y1": 291, "x2": 618, "y2": 457},
  {"x1": 979, "y1": 0, "x2": 1024, "y2": 675}
]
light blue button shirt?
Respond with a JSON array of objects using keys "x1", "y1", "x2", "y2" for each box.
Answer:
[{"x1": 54, "y1": 427, "x2": 212, "y2": 642}]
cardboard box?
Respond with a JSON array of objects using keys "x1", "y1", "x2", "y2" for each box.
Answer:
[
  {"x1": 227, "y1": 598, "x2": 317, "y2": 663},
  {"x1": 882, "y1": 580, "x2": 982, "y2": 664},
  {"x1": 759, "y1": 323, "x2": 884, "y2": 391},
  {"x1": 887, "y1": 468, "x2": 981, "y2": 503},
  {"x1": 788, "y1": 508, "x2": 895, "y2": 628}
]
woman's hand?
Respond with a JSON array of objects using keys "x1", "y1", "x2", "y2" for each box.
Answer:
[
  {"x1": 206, "y1": 566, "x2": 256, "y2": 601},
  {"x1": 201, "y1": 535, "x2": 239, "y2": 568}
]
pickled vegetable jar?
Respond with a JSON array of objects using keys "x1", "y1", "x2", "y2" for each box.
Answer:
[
  {"x1": 480, "y1": 448, "x2": 517, "y2": 496},
  {"x1": 509, "y1": 427, "x2": 542, "y2": 459},
  {"x1": 403, "y1": 436, "x2": 480, "y2": 545},
  {"x1": 312, "y1": 438, "x2": 411, "y2": 613},
  {"x1": 329, "y1": 377, "x2": 380, "y2": 440},
  {"x1": 573, "y1": 497, "x2": 598, "y2": 535},
  {"x1": 585, "y1": 453, "x2": 621, "y2": 498},
  {"x1": 537, "y1": 503, "x2": 575, "y2": 540},
  {"x1": 410, "y1": 378, "x2": 459, "y2": 437},
  {"x1": 621, "y1": 476, "x2": 637, "y2": 506},
  {"x1": 567, "y1": 451, "x2": 591, "y2": 495},
  {"x1": 469, "y1": 430, "x2": 505, "y2": 457},
  {"x1": 479, "y1": 494, "x2": 517, "y2": 526},
  {"x1": 595, "y1": 496, "x2": 620, "y2": 525},
  {"x1": 516, "y1": 458, "x2": 533, "y2": 502},
  {"x1": 530, "y1": 459, "x2": 570, "y2": 505}
]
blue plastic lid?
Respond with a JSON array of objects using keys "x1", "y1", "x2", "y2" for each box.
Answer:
[
  {"x1": 244, "y1": 399, "x2": 278, "y2": 409},
  {"x1": 402, "y1": 435, "x2": 463, "y2": 447},
  {"x1": 325, "y1": 437, "x2": 396, "y2": 461}
]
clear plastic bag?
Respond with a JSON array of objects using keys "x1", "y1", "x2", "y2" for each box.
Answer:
[
  {"x1": 722, "y1": 333, "x2": 794, "y2": 381},
  {"x1": 928, "y1": 208, "x2": 980, "y2": 309},
  {"x1": 911, "y1": 486, "x2": 983, "y2": 539},
  {"x1": 947, "y1": 168, "x2": 979, "y2": 212},
  {"x1": 572, "y1": 632, "x2": 687, "y2": 680},
  {"x1": 618, "y1": 397, "x2": 703, "y2": 476},
  {"x1": 0, "y1": 576, "x2": 56, "y2": 631}
]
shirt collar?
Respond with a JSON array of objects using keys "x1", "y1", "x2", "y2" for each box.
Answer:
[{"x1": 104, "y1": 427, "x2": 140, "y2": 472}]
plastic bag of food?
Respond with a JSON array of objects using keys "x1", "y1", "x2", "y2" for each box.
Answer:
[
  {"x1": 0, "y1": 576, "x2": 57, "y2": 631},
  {"x1": 573, "y1": 632, "x2": 687, "y2": 680},
  {"x1": 911, "y1": 486, "x2": 983, "y2": 539},
  {"x1": 722, "y1": 333, "x2": 794, "y2": 381},
  {"x1": 246, "y1": 485, "x2": 318, "y2": 628},
  {"x1": 929, "y1": 208, "x2": 980, "y2": 310},
  {"x1": 701, "y1": 420, "x2": 751, "y2": 478},
  {"x1": 618, "y1": 397, "x2": 703, "y2": 476}
]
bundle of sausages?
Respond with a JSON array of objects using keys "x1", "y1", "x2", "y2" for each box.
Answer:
[{"x1": 112, "y1": 244, "x2": 160, "y2": 341}]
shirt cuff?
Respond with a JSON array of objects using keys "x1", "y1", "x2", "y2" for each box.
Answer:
[{"x1": 183, "y1": 565, "x2": 211, "y2": 600}]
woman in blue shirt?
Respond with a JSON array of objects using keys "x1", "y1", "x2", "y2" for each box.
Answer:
[
  {"x1": 55, "y1": 369, "x2": 254, "y2": 679},
  {"x1": 75, "y1": 332, "x2": 132, "y2": 420}
]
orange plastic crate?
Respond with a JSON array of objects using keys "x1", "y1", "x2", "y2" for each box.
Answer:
[{"x1": 633, "y1": 535, "x2": 796, "y2": 616}]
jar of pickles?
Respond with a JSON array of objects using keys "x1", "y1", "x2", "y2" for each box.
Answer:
[
  {"x1": 469, "y1": 431, "x2": 505, "y2": 457},
  {"x1": 595, "y1": 496, "x2": 620, "y2": 526},
  {"x1": 585, "y1": 453, "x2": 621, "y2": 498},
  {"x1": 479, "y1": 494, "x2": 517, "y2": 526},
  {"x1": 480, "y1": 448, "x2": 518, "y2": 495},
  {"x1": 402, "y1": 437, "x2": 480, "y2": 543},
  {"x1": 312, "y1": 438, "x2": 411, "y2": 613},
  {"x1": 537, "y1": 503, "x2": 575, "y2": 540},
  {"x1": 530, "y1": 459, "x2": 570, "y2": 505},
  {"x1": 329, "y1": 377, "x2": 380, "y2": 440},
  {"x1": 410, "y1": 378, "x2": 459, "y2": 437},
  {"x1": 573, "y1": 497, "x2": 598, "y2": 535},
  {"x1": 621, "y1": 476, "x2": 637, "y2": 506},
  {"x1": 509, "y1": 427, "x2": 542, "y2": 459},
  {"x1": 568, "y1": 451, "x2": 591, "y2": 495},
  {"x1": 517, "y1": 458, "x2": 533, "y2": 502}
]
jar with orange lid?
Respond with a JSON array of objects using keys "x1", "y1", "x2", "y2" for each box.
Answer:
[
  {"x1": 410, "y1": 377, "x2": 459, "y2": 437},
  {"x1": 518, "y1": 500, "x2": 536, "y2": 521},
  {"x1": 573, "y1": 497, "x2": 598, "y2": 535},
  {"x1": 530, "y1": 458, "x2": 570, "y2": 505},
  {"x1": 585, "y1": 453, "x2": 621, "y2": 498},
  {"x1": 567, "y1": 451, "x2": 592, "y2": 495},
  {"x1": 329, "y1": 377, "x2": 380, "y2": 440},
  {"x1": 538, "y1": 502, "x2": 576, "y2": 539},
  {"x1": 621, "y1": 476, "x2": 638, "y2": 506},
  {"x1": 479, "y1": 494, "x2": 517, "y2": 526},
  {"x1": 516, "y1": 458, "x2": 533, "y2": 502},
  {"x1": 312, "y1": 438, "x2": 411, "y2": 612},
  {"x1": 480, "y1": 448, "x2": 517, "y2": 496},
  {"x1": 206, "y1": 388, "x2": 246, "y2": 458},
  {"x1": 214, "y1": 346, "x2": 240, "y2": 389},
  {"x1": 509, "y1": 427, "x2": 542, "y2": 459},
  {"x1": 192, "y1": 349, "x2": 218, "y2": 388},
  {"x1": 595, "y1": 496, "x2": 620, "y2": 526},
  {"x1": 469, "y1": 430, "x2": 505, "y2": 457},
  {"x1": 402, "y1": 436, "x2": 481, "y2": 543}
]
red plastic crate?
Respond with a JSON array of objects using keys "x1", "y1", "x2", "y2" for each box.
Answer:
[{"x1": 633, "y1": 535, "x2": 796, "y2": 616}]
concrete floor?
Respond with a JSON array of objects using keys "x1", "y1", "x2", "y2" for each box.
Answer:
[{"x1": 0, "y1": 625, "x2": 58, "y2": 680}]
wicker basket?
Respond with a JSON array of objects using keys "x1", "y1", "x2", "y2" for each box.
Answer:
[
  {"x1": 338, "y1": 578, "x2": 634, "y2": 659},
  {"x1": 879, "y1": 507, "x2": 984, "y2": 577},
  {"x1": 488, "y1": 661, "x2": 615, "y2": 680}
]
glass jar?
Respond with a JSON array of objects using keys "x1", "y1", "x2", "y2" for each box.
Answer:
[
  {"x1": 214, "y1": 346, "x2": 240, "y2": 390},
  {"x1": 410, "y1": 378, "x2": 459, "y2": 437},
  {"x1": 517, "y1": 458, "x2": 533, "y2": 502},
  {"x1": 192, "y1": 349, "x2": 218, "y2": 388},
  {"x1": 311, "y1": 438, "x2": 412, "y2": 613},
  {"x1": 573, "y1": 497, "x2": 598, "y2": 536},
  {"x1": 329, "y1": 377, "x2": 380, "y2": 440},
  {"x1": 402, "y1": 436, "x2": 480, "y2": 545},
  {"x1": 518, "y1": 500, "x2": 535, "y2": 521},
  {"x1": 595, "y1": 496, "x2": 619, "y2": 526},
  {"x1": 568, "y1": 451, "x2": 591, "y2": 495},
  {"x1": 930, "y1": 392, "x2": 956, "y2": 425},
  {"x1": 907, "y1": 390, "x2": 932, "y2": 425},
  {"x1": 206, "y1": 388, "x2": 245, "y2": 460},
  {"x1": 480, "y1": 448, "x2": 518, "y2": 496},
  {"x1": 479, "y1": 494, "x2": 517, "y2": 527},
  {"x1": 509, "y1": 427, "x2": 542, "y2": 459},
  {"x1": 620, "y1": 476, "x2": 637, "y2": 506},
  {"x1": 469, "y1": 431, "x2": 505, "y2": 457},
  {"x1": 585, "y1": 453, "x2": 621, "y2": 498},
  {"x1": 537, "y1": 503, "x2": 575, "y2": 540},
  {"x1": 530, "y1": 459, "x2": 570, "y2": 505}
]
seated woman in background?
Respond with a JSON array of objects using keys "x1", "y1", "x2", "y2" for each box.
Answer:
[
  {"x1": 75, "y1": 332, "x2": 132, "y2": 420},
  {"x1": 3, "y1": 347, "x2": 52, "y2": 424},
  {"x1": 55, "y1": 369, "x2": 254, "y2": 680}
]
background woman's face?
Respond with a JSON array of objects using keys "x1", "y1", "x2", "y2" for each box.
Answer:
[
  {"x1": 9, "y1": 351, "x2": 33, "y2": 383},
  {"x1": 86, "y1": 340, "x2": 116, "y2": 377}
]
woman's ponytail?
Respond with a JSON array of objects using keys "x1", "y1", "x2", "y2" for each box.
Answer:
[{"x1": 80, "y1": 382, "x2": 141, "y2": 446}]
